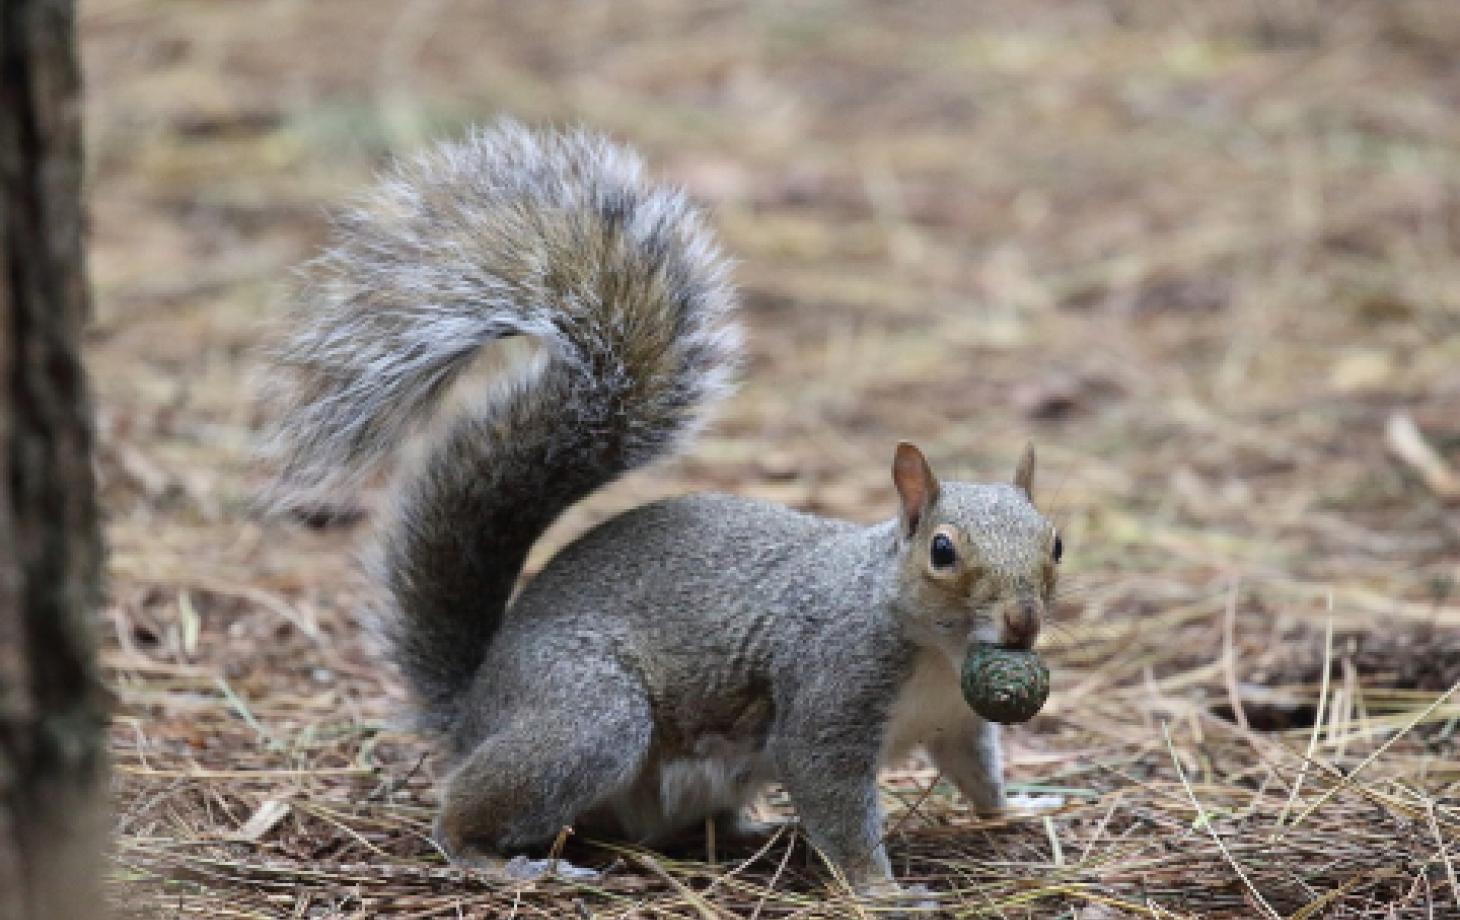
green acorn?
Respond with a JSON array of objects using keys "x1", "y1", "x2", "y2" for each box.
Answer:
[{"x1": 960, "y1": 642, "x2": 1050, "y2": 724}]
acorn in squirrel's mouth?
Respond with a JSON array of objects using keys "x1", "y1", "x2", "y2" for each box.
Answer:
[{"x1": 960, "y1": 642, "x2": 1050, "y2": 724}]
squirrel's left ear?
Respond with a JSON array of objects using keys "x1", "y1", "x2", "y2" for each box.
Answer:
[
  {"x1": 893, "y1": 441, "x2": 940, "y2": 538},
  {"x1": 1013, "y1": 442, "x2": 1036, "y2": 499}
]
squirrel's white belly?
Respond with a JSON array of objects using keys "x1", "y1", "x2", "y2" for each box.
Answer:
[
  {"x1": 881, "y1": 651, "x2": 971, "y2": 767},
  {"x1": 608, "y1": 732, "x2": 774, "y2": 843},
  {"x1": 659, "y1": 747, "x2": 771, "y2": 820}
]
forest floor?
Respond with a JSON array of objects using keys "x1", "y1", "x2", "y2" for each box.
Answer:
[{"x1": 87, "y1": 1, "x2": 1460, "y2": 917}]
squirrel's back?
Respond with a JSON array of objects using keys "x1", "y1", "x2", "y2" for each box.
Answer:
[{"x1": 262, "y1": 123, "x2": 740, "y2": 733}]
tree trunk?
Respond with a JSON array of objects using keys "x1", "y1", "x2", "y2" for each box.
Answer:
[{"x1": 0, "y1": 1, "x2": 108, "y2": 918}]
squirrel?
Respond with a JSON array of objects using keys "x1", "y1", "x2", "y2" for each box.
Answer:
[{"x1": 262, "y1": 121, "x2": 1061, "y2": 900}]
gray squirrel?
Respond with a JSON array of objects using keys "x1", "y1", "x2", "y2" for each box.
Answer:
[{"x1": 262, "y1": 122, "x2": 1061, "y2": 900}]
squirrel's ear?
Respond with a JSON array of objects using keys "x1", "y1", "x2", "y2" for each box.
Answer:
[
  {"x1": 892, "y1": 441, "x2": 940, "y2": 537},
  {"x1": 1013, "y1": 441, "x2": 1036, "y2": 499}
]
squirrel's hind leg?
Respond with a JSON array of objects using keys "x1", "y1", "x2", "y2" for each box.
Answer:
[{"x1": 433, "y1": 680, "x2": 653, "y2": 864}]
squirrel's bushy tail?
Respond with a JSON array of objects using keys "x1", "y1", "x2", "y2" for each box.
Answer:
[{"x1": 262, "y1": 122, "x2": 739, "y2": 733}]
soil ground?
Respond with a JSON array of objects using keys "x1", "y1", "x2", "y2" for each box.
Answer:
[{"x1": 88, "y1": 1, "x2": 1460, "y2": 916}]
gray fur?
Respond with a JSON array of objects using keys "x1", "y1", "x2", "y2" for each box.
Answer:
[
  {"x1": 261, "y1": 122, "x2": 739, "y2": 731},
  {"x1": 262, "y1": 123, "x2": 1059, "y2": 898}
]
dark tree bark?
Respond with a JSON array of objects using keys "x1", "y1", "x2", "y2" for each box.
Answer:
[{"x1": 0, "y1": 1, "x2": 108, "y2": 918}]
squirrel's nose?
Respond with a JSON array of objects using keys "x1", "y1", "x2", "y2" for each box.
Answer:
[{"x1": 1000, "y1": 598, "x2": 1041, "y2": 650}]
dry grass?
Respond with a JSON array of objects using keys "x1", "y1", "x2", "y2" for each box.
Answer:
[{"x1": 86, "y1": 1, "x2": 1459, "y2": 916}]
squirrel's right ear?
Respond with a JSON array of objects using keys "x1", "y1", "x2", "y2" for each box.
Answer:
[
  {"x1": 1013, "y1": 441, "x2": 1036, "y2": 499},
  {"x1": 892, "y1": 441, "x2": 940, "y2": 538}
]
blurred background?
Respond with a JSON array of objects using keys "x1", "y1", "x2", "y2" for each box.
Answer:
[{"x1": 90, "y1": 2, "x2": 1459, "y2": 916}]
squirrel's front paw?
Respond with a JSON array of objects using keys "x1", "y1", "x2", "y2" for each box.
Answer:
[
  {"x1": 970, "y1": 784, "x2": 1007, "y2": 817},
  {"x1": 1006, "y1": 792, "x2": 1066, "y2": 812}
]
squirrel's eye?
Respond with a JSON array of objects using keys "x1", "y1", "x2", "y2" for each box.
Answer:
[
  {"x1": 1052, "y1": 534, "x2": 1064, "y2": 564},
  {"x1": 930, "y1": 533, "x2": 956, "y2": 569}
]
